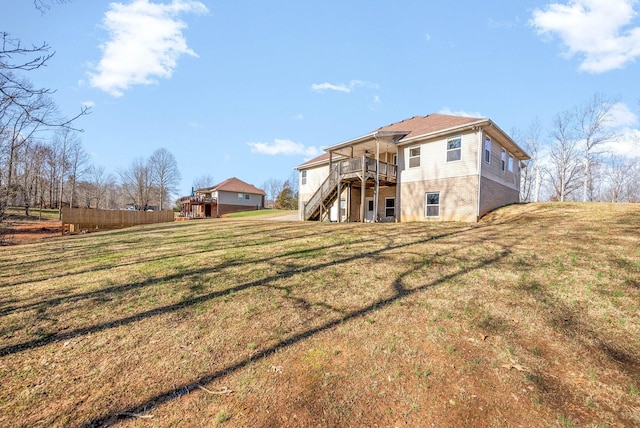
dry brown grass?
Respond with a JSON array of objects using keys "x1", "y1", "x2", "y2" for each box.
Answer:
[{"x1": 0, "y1": 202, "x2": 639, "y2": 427}]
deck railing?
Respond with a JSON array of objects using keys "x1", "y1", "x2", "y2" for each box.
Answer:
[
  {"x1": 339, "y1": 157, "x2": 397, "y2": 178},
  {"x1": 179, "y1": 196, "x2": 216, "y2": 203}
]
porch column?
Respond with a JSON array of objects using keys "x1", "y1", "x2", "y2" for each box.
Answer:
[
  {"x1": 374, "y1": 135, "x2": 380, "y2": 222},
  {"x1": 336, "y1": 161, "x2": 341, "y2": 223},
  {"x1": 329, "y1": 151, "x2": 333, "y2": 222},
  {"x1": 347, "y1": 182, "x2": 351, "y2": 222},
  {"x1": 360, "y1": 153, "x2": 366, "y2": 222}
]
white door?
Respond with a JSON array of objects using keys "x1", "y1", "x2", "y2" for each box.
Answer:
[{"x1": 365, "y1": 198, "x2": 374, "y2": 222}]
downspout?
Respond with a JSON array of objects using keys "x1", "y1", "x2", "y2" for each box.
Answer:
[
  {"x1": 360, "y1": 152, "x2": 366, "y2": 222},
  {"x1": 374, "y1": 133, "x2": 380, "y2": 223},
  {"x1": 476, "y1": 128, "x2": 483, "y2": 221},
  {"x1": 329, "y1": 151, "x2": 333, "y2": 222}
]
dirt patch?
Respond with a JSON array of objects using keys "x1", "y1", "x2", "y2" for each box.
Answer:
[{"x1": 0, "y1": 214, "x2": 62, "y2": 245}]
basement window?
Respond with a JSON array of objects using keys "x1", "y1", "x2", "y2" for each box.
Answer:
[
  {"x1": 447, "y1": 136, "x2": 462, "y2": 162},
  {"x1": 425, "y1": 192, "x2": 440, "y2": 217},
  {"x1": 385, "y1": 197, "x2": 395, "y2": 218}
]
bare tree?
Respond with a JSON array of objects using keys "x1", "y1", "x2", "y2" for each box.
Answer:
[
  {"x1": 65, "y1": 137, "x2": 90, "y2": 209},
  {"x1": 602, "y1": 155, "x2": 637, "y2": 202},
  {"x1": 192, "y1": 174, "x2": 215, "y2": 191},
  {"x1": 1, "y1": 33, "x2": 88, "y2": 130},
  {"x1": 574, "y1": 93, "x2": 616, "y2": 202},
  {"x1": 86, "y1": 165, "x2": 115, "y2": 209},
  {"x1": 119, "y1": 157, "x2": 152, "y2": 210},
  {"x1": 149, "y1": 148, "x2": 181, "y2": 210},
  {"x1": 262, "y1": 178, "x2": 284, "y2": 209},
  {"x1": 50, "y1": 128, "x2": 80, "y2": 217},
  {"x1": 34, "y1": 0, "x2": 70, "y2": 13},
  {"x1": 1, "y1": 29, "x2": 90, "y2": 220},
  {"x1": 546, "y1": 111, "x2": 583, "y2": 202},
  {"x1": 17, "y1": 140, "x2": 48, "y2": 215},
  {"x1": 515, "y1": 119, "x2": 543, "y2": 202}
]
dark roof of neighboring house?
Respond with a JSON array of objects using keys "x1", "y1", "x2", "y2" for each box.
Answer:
[
  {"x1": 201, "y1": 177, "x2": 265, "y2": 195},
  {"x1": 376, "y1": 114, "x2": 484, "y2": 140}
]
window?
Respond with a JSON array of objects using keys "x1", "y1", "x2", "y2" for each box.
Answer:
[
  {"x1": 425, "y1": 192, "x2": 440, "y2": 217},
  {"x1": 484, "y1": 136, "x2": 491, "y2": 163},
  {"x1": 385, "y1": 198, "x2": 395, "y2": 218},
  {"x1": 501, "y1": 150, "x2": 506, "y2": 171},
  {"x1": 409, "y1": 146, "x2": 420, "y2": 168},
  {"x1": 508, "y1": 154, "x2": 514, "y2": 172},
  {"x1": 238, "y1": 193, "x2": 243, "y2": 201},
  {"x1": 244, "y1": 194, "x2": 251, "y2": 200},
  {"x1": 447, "y1": 136, "x2": 462, "y2": 162},
  {"x1": 301, "y1": 170, "x2": 307, "y2": 185}
]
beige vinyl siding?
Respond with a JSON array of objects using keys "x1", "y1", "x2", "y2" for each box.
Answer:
[
  {"x1": 297, "y1": 164, "x2": 330, "y2": 219},
  {"x1": 399, "y1": 176, "x2": 479, "y2": 222},
  {"x1": 480, "y1": 132, "x2": 519, "y2": 191},
  {"x1": 400, "y1": 131, "x2": 479, "y2": 184}
]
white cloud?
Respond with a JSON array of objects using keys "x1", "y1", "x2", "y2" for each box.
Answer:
[
  {"x1": 425, "y1": 33, "x2": 432, "y2": 42},
  {"x1": 89, "y1": 0, "x2": 208, "y2": 96},
  {"x1": 602, "y1": 127, "x2": 640, "y2": 157},
  {"x1": 530, "y1": 0, "x2": 640, "y2": 73},
  {"x1": 438, "y1": 107, "x2": 484, "y2": 118},
  {"x1": 311, "y1": 82, "x2": 350, "y2": 93},
  {"x1": 82, "y1": 100, "x2": 95, "y2": 108},
  {"x1": 247, "y1": 139, "x2": 322, "y2": 157},
  {"x1": 607, "y1": 102, "x2": 638, "y2": 128},
  {"x1": 292, "y1": 113, "x2": 304, "y2": 120},
  {"x1": 311, "y1": 80, "x2": 379, "y2": 93}
]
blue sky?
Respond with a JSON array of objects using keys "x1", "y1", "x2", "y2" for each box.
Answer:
[{"x1": 4, "y1": 0, "x2": 640, "y2": 196}]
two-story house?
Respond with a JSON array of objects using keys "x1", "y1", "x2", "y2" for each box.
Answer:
[
  {"x1": 180, "y1": 177, "x2": 265, "y2": 218},
  {"x1": 296, "y1": 114, "x2": 529, "y2": 223}
]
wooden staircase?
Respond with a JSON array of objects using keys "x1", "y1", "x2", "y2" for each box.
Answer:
[{"x1": 304, "y1": 165, "x2": 347, "y2": 221}]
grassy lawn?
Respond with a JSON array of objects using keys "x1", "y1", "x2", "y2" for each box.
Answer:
[
  {"x1": 222, "y1": 209, "x2": 294, "y2": 218},
  {"x1": 3, "y1": 206, "x2": 60, "y2": 220},
  {"x1": 0, "y1": 203, "x2": 638, "y2": 427}
]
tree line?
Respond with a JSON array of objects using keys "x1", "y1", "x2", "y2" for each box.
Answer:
[
  {"x1": 262, "y1": 173, "x2": 298, "y2": 210},
  {"x1": 517, "y1": 93, "x2": 640, "y2": 203},
  {"x1": 0, "y1": 26, "x2": 182, "y2": 218}
]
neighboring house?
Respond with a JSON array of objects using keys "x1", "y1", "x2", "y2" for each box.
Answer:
[
  {"x1": 179, "y1": 177, "x2": 265, "y2": 218},
  {"x1": 296, "y1": 114, "x2": 530, "y2": 223}
]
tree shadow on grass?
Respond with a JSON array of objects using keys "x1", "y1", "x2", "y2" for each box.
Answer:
[
  {"x1": 0, "y1": 222, "x2": 330, "y2": 287},
  {"x1": 78, "y1": 241, "x2": 511, "y2": 426},
  {"x1": 0, "y1": 232, "x2": 382, "y2": 319},
  {"x1": 0, "y1": 223, "x2": 486, "y2": 357}
]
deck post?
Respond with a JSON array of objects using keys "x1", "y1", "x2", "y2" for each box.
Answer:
[
  {"x1": 360, "y1": 153, "x2": 366, "y2": 222},
  {"x1": 336, "y1": 161, "x2": 341, "y2": 223},
  {"x1": 374, "y1": 135, "x2": 380, "y2": 222},
  {"x1": 347, "y1": 182, "x2": 351, "y2": 222}
]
